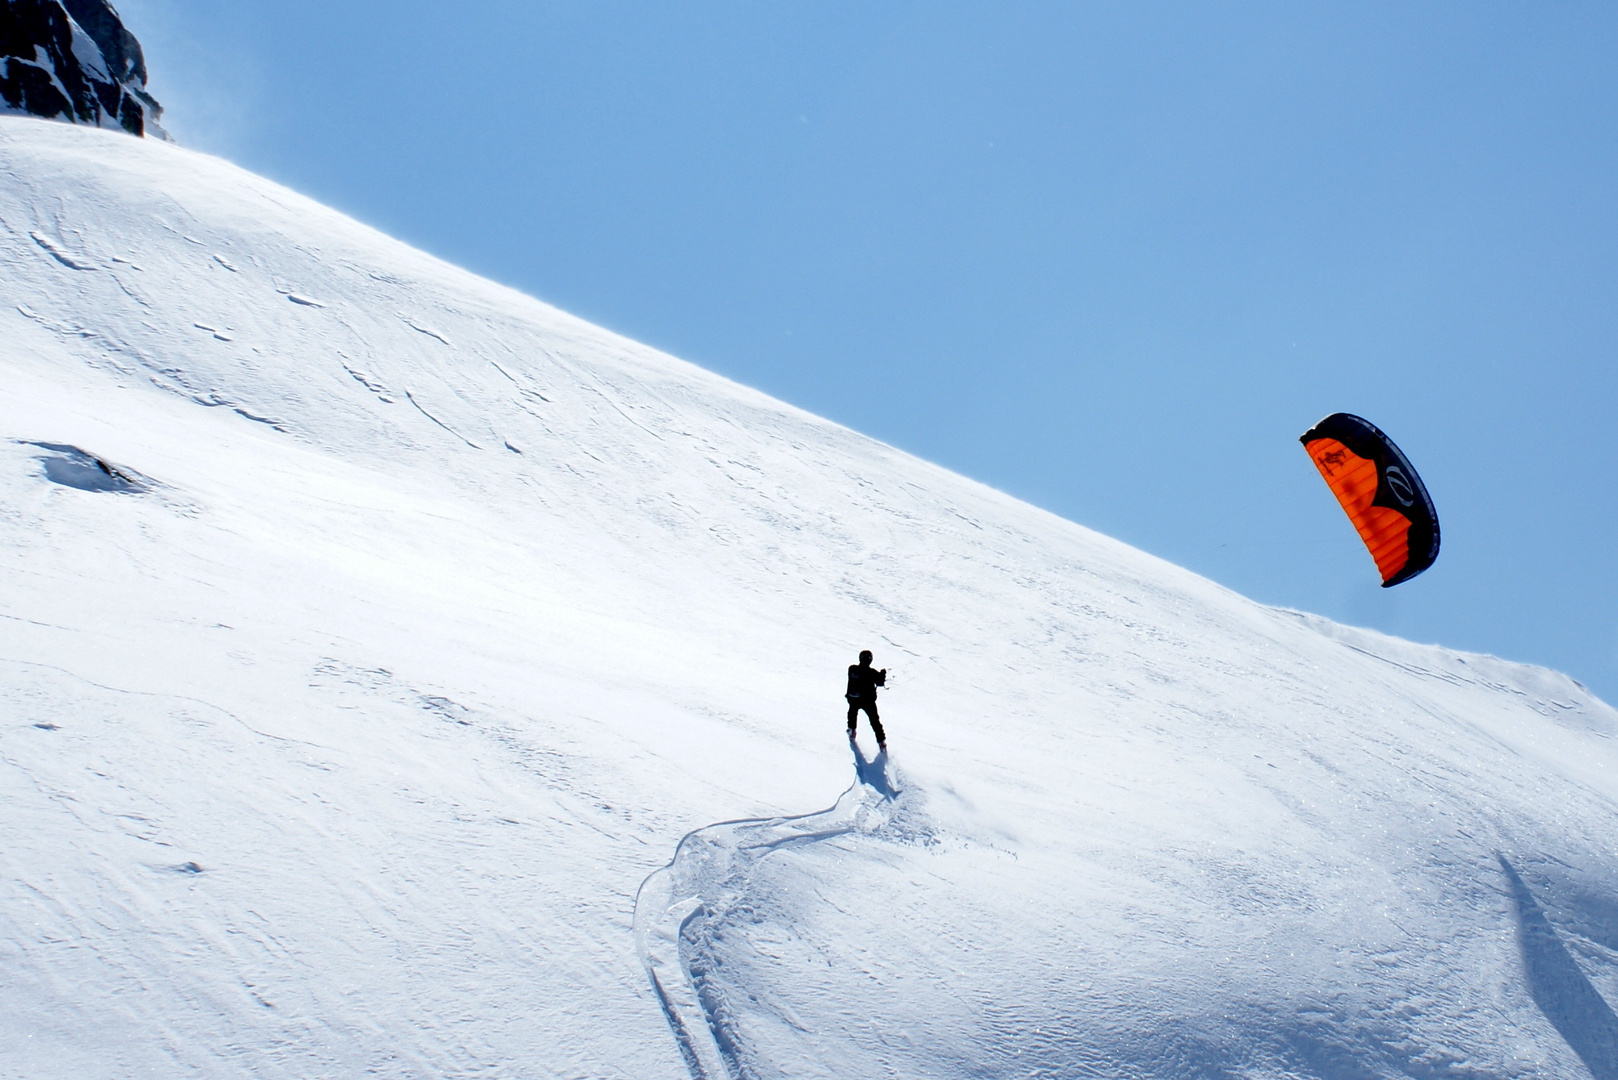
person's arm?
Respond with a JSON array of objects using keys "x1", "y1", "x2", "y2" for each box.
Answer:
[{"x1": 876, "y1": 669, "x2": 887, "y2": 687}]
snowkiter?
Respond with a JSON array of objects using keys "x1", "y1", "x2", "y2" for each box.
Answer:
[{"x1": 846, "y1": 650, "x2": 887, "y2": 749}]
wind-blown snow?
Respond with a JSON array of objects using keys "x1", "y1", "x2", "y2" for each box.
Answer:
[{"x1": 2, "y1": 115, "x2": 1617, "y2": 1079}]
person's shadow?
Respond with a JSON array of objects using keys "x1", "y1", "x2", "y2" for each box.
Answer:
[{"x1": 850, "y1": 739, "x2": 899, "y2": 800}]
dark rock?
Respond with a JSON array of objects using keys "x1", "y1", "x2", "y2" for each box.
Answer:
[
  {"x1": 61, "y1": 0, "x2": 143, "y2": 83},
  {"x1": 0, "y1": 0, "x2": 165, "y2": 137}
]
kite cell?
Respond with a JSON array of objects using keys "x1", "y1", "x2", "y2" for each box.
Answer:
[{"x1": 1300, "y1": 413, "x2": 1440, "y2": 588}]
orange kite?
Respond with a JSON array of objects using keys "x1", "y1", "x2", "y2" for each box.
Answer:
[{"x1": 1301, "y1": 413, "x2": 1440, "y2": 587}]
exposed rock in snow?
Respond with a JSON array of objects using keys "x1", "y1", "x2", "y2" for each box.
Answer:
[{"x1": 0, "y1": 0, "x2": 163, "y2": 136}]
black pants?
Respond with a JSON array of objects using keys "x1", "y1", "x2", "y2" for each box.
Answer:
[{"x1": 847, "y1": 699, "x2": 885, "y2": 743}]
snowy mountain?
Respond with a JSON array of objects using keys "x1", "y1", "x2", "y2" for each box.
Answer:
[
  {"x1": 3, "y1": 115, "x2": 1618, "y2": 1080},
  {"x1": 1, "y1": 0, "x2": 163, "y2": 137}
]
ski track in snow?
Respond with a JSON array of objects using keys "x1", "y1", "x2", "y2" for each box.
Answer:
[{"x1": 635, "y1": 743, "x2": 912, "y2": 1080}]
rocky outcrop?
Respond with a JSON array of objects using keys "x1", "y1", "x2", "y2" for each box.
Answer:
[{"x1": 1, "y1": 0, "x2": 164, "y2": 137}]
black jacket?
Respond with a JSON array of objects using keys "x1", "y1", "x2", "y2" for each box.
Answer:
[{"x1": 846, "y1": 664, "x2": 886, "y2": 701}]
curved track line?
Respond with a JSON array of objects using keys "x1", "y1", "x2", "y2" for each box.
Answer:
[{"x1": 634, "y1": 745, "x2": 901, "y2": 1080}]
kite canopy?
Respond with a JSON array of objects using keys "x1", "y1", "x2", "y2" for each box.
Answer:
[{"x1": 1300, "y1": 413, "x2": 1440, "y2": 588}]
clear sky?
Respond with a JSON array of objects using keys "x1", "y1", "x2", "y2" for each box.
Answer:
[{"x1": 119, "y1": 0, "x2": 1618, "y2": 700}]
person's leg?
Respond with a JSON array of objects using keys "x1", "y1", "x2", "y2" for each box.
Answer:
[
  {"x1": 866, "y1": 703, "x2": 886, "y2": 746},
  {"x1": 847, "y1": 702, "x2": 859, "y2": 737}
]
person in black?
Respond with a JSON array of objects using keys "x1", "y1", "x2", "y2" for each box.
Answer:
[{"x1": 846, "y1": 650, "x2": 887, "y2": 748}]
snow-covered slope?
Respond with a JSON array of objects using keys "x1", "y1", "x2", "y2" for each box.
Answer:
[{"x1": 3, "y1": 115, "x2": 1618, "y2": 1080}]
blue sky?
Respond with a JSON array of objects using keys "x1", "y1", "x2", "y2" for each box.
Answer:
[{"x1": 121, "y1": 1, "x2": 1618, "y2": 699}]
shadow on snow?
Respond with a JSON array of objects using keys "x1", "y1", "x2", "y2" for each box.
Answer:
[{"x1": 1500, "y1": 854, "x2": 1618, "y2": 1080}]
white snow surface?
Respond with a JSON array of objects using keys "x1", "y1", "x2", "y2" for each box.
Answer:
[{"x1": 3, "y1": 115, "x2": 1618, "y2": 1080}]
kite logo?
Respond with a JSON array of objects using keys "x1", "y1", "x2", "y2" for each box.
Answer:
[
  {"x1": 1384, "y1": 465, "x2": 1416, "y2": 507},
  {"x1": 1318, "y1": 449, "x2": 1346, "y2": 474}
]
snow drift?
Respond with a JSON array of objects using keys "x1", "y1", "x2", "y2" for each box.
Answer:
[{"x1": 2, "y1": 115, "x2": 1617, "y2": 1080}]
